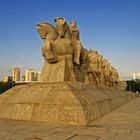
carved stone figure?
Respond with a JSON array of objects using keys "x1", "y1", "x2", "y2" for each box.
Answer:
[
  {"x1": 114, "y1": 67, "x2": 119, "y2": 88},
  {"x1": 54, "y1": 17, "x2": 71, "y2": 39},
  {"x1": 69, "y1": 22, "x2": 89, "y2": 65},
  {"x1": 53, "y1": 17, "x2": 73, "y2": 56},
  {"x1": 37, "y1": 23, "x2": 59, "y2": 81},
  {"x1": 36, "y1": 23, "x2": 58, "y2": 63},
  {"x1": 36, "y1": 17, "x2": 121, "y2": 88},
  {"x1": 53, "y1": 17, "x2": 76, "y2": 82},
  {"x1": 88, "y1": 49, "x2": 100, "y2": 85},
  {"x1": 117, "y1": 80, "x2": 127, "y2": 90},
  {"x1": 110, "y1": 66, "x2": 117, "y2": 87},
  {"x1": 70, "y1": 20, "x2": 80, "y2": 41},
  {"x1": 76, "y1": 47, "x2": 88, "y2": 83},
  {"x1": 97, "y1": 54, "x2": 103, "y2": 86},
  {"x1": 70, "y1": 20, "x2": 82, "y2": 65},
  {"x1": 101, "y1": 59, "x2": 110, "y2": 87}
]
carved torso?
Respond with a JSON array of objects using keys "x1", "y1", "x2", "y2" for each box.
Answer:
[
  {"x1": 53, "y1": 38, "x2": 74, "y2": 56},
  {"x1": 88, "y1": 53, "x2": 98, "y2": 73}
]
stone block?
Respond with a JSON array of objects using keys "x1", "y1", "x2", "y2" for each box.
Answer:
[{"x1": 0, "y1": 82, "x2": 137, "y2": 126}]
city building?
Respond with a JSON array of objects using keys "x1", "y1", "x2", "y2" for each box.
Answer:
[
  {"x1": 133, "y1": 73, "x2": 136, "y2": 80},
  {"x1": 25, "y1": 69, "x2": 35, "y2": 82},
  {"x1": 132, "y1": 72, "x2": 140, "y2": 80},
  {"x1": 3, "y1": 76, "x2": 13, "y2": 82},
  {"x1": 123, "y1": 72, "x2": 140, "y2": 80},
  {"x1": 22, "y1": 76, "x2": 25, "y2": 82},
  {"x1": 35, "y1": 72, "x2": 41, "y2": 81},
  {"x1": 12, "y1": 67, "x2": 20, "y2": 82}
]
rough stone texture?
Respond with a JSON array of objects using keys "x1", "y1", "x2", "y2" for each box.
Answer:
[
  {"x1": 0, "y1": 82, "x2": 138, "y2": 126},
  {"x1": 0, "y1": 97, "x2": 140, "y2": 140},
  {"x1": 41, "y1": 55, "x2": 75, "y2": 82},
  {"x1": 37, "y1": 18, "x2": 126, "y2": 89}
]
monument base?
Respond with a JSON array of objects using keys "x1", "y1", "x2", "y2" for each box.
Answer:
[
  {"x1": 41, "y1": 55, "x2": 76, "y2": 82},
  {"x1": 0, "y1": 82, "x2": 138, "y2": 126}
]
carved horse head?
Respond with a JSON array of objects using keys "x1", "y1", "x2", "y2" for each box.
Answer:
[{"x1": 36, "y1": 23, "x2": 58, "y2": 41}]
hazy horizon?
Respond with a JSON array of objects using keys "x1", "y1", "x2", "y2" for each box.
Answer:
[{"x1": 0, "y1": 0, "x2": 140, "y2": 80}]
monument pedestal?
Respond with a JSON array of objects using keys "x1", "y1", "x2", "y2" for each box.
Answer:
[
  {"x1": 0, "y1": 82, "x2": 138, "y2": 126},
  {"x1": 41, "y1": 55, "x2": 76, "y2": 82}
]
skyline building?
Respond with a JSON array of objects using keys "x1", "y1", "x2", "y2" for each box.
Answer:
[
  {"x1": 133, "y1": 73, "x2": 136, "y2": 80},
  {"x1": 12, "y1": 67, "x2": 20, "y2": 82},
  {"x1": 1, "y1": 68, "x2": 41, "y2": 82},
  {"x1": 25, "y1": 69, "x2": 35, "y2": 82},
  {"x1": 3, "y1": 76, "x2": 13, "y2": 82},
  {"x1": 132, "y1": 72, "x2": 140, "y2": 80},
  {"x1": 22, "y1": 75, "x2": 25, "y2": 82},
  {"x1": 35, "y1": 72, "x2": 41, "y2": 81}
]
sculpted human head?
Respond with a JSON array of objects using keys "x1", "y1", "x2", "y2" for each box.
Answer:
[
  {"x1": 99, "y1": 55, "x2": 103, "y2": 59},
  {"x1": 70, "y1": 20, "x2": 78, "y2": 31},
  {"x1": 94, "y1": 50, "x2": 98, "y2": 55},
  {"x1": 88, "y1": 49, "x2": 98, "y2": 58},
  {"x1": 111, "y1": 66, "x2": 115, "y2": 70},
  {"x1": 104, "y1": 59, "x2": 110, "y2": 67},
  {"x1": 88, "y1": 49, "x2": 94, "y2": 53},
  {"x1": 54, "y1": 17, "x2": 66, "y2": 37}
]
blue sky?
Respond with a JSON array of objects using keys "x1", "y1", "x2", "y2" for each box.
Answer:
[{"x1": 0, "y1": 0, "x2": 140, "y2": 80}]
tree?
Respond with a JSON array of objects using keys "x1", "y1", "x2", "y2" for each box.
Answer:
[
  {"x1": 126, "y1": 80, "x2": 136, "y2": 92},
  {"x1": 0, "y1": 81, "x2": 15, "y2": 94},
  {"x1": 126, "y1": 79, "x2": 140, "y2": 94},
  {"x1": 135, "y1": 82, "x2": 140, "y2": 94}
]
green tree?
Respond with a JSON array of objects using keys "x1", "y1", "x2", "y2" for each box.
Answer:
[
  {"x1": 0, "y1": 81, "x2": 15, "y2": 94},
  {"x1": 126, "y1": 80, "x2": 136, "y2": 92},
  {"x1": 135, "y1": 82, "x2": 140, "y2": 94}
]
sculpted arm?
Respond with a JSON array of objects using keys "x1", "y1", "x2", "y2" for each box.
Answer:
[{"x1": 41, "y1": 43, "x2": 45, "y2": 57}]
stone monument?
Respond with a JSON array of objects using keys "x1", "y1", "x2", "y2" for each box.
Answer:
[
  {"x1": 36, "y1": 18, "x2": 127, "y2": 89},
  {"x1": 0, "y1": 17, "x2": 138, "y2": 126}
]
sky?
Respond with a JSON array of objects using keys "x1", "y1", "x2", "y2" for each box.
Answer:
[{"x1": 0, "y1": 0, "x2": 140, "y2": 80}]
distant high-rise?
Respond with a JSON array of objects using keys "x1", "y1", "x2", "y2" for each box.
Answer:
[
  {"x1": 12, "y1": 68, "x2": 20, "y2": 82},
  {"x1": 3, "y1": 76, "x2": 13, "y2": 82},
  {"x1": 22, "y1": 75, "x2": 25, "y2": 82},
  {"x1": 25, "y1": 69, "x2": 35, "y2": 82},
  {"x1": 132, "y1": 72, "x2": 140, "y2": 80},
  {"x1": 35, "y1": 72, "x2": 41, "y2": 81},
  {"x1": 133, "y1": 73, "x2": 136, "y2": 80}
]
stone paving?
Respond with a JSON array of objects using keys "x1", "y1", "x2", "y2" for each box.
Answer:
[{"x1": 0, "y1": 97, "x2": 140, "y2": 140}]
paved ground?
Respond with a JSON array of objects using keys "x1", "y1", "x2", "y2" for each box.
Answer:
[{"x1": 0, "y1": 97, "x2": 140, "y2": 140}]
